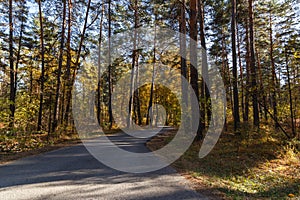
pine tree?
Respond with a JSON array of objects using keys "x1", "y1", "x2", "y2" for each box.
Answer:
[
  {"x1": 52, "y1": 0, "x2": 67, "y2": 133},
  {"x1": 189, "y1": 0, "x2": 202, "y2": 140},
  {"x1": 37, "y1": 0, "x2": 46, "y2": 132},
  {"x1": 231, "y1": 0, "x2": 240, "y2": 131},
  {"x1": 8, "y1": 0, "x2": 15, "y2": 128},
  {"x1": 248, "y1": 0, "x2": 259, "y2": 127}
]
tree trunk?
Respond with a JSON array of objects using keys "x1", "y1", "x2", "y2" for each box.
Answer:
[
  {"x1": 9, "y1": 0, "x2": 15, "y2": 128},
  {"x1": 52, "y1": 0, "x2": 67, "y2": 133},
  {"x1": 269, "y1": 11, "x2": 278, "y2": 128},
  {"x1": 108, "y1": 0, "x2": 113, "y2": 129},
  {"x1": 146, "y1": 28, "x2": 156, "y2": 127},
  {"x1": 127, "y1": 0, "x2": 139, "y2": 128},
  {"x1": 47, "y1": 91, "x2": 53, "y2": 140},
  {"x1": 248, "y1": 0, "x2": 259, "y2": 127},
  {"x1": 97, "y1": 2, "x2": 105, "y2": 126},
  {"x1": 244, "y1": 18, "x2": 250, "y2": 122},
  {"x1": 65, "y1": 0, "x2": 91, "y2": 127},
  {"x1": 63, "y1": 0, "x2": 72, "y2": 126},
  {"x1": 285, "y1": 49, "x2": 296, "y2": 137},
  {"x1": 256, "y1": 48, "x2": 268, "y2": 121},
  {"x1": 231, "y1": 0, "x2": 240, "y2": 131},
  {"x1": 134, "y1": 61, "x2": 142, "y2": 125},
  {"x1": 14, "y1": 1, "x2": 26, "y2": 105},
  {"x1": 221, "y1": 33, "x2": 228, "y2": 130},
  {"x1": 179, "y1": 0, "x2": 188, "y2": 130},
  {"x1": 198, "y1": 0, "x2": 210, "y2": 129},
  {"x1": 237, "y1": 23, "x2": 245, "y2": 123},
  {"x1": 190, "y1": 0, "x2": 202, "y2": 140},
  {"x1": 37, "y1": 0, "x2": 45, "y2": 132}
]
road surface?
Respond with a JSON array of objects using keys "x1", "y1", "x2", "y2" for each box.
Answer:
[{"x1": 0, "y1": 130, "x2": 208, "y2": 200}]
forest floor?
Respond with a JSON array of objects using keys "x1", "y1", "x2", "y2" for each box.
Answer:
[{"x1": 147, "y1": 123, "x2": 300, "y2": 200}]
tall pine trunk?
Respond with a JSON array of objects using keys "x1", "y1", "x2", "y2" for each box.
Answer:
[
  {"x1": 244, "y1": 19, "x2": 250, "y2": 122},
  {"x1": 269, "y1": 11, "x2": 278, "y2": 128},
  {"x1": 198, "y1": 0, "x2": 210, "y2": 129},
  {"x1": 127, "y1": 0, "x2": 139, "y2": 128},
  {"x1": 108, "y1": 0, "x2": 113, "y2": 129},
  {"x1": 63, "y1": 0, "x2": 72, "y2": 126},
  {"x1": 285, "y1": 49, "x2": 296, "y2": 137},
  {"x1": 256, "y1": 48, "x2": 268, "y2": 121},
  {"x1": 37, "y1": 0, "x2": 45, "y2": 132},
  {"x1": 190, "y1": 0, "x2": 202, "y2": 140},
  {"x1": 52, "y1": 0, "x2": 67, "y2": 133},
  {"x1": 221, "y1": 32, "x2": 229, "y2": 130},
  {"x1": 14, "y1": 1, "x2": 26, "y2": 109},
  {"x1": 9, "y1": 0, "x2": 15, "y2": 128},
  {"x1": 134, "y1": 60, "x2": 142, "y2": 125},
  {"x1": 231, "y1": 0, "x2": 240, "y2": 131},
  {"x1": 97, "y1": 2, "x2": 105, "y2": 126},
  {"x1": 179, "y1": 0, "x2": 188, "y2": 130},
  {"x1": 237, "y1": 23, "x2": 245, "y2": 123},
  {"x1": 65, "y1": 0, "x2": 91, "y2": 127},
  {"x1": 248, "y1": 0, "x2": 259, "y2": 127},
  {"x1": 146, "y1": 23, "x2": 157, "y2": 127}
]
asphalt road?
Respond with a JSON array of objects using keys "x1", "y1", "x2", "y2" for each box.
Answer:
[{"x1": 0, "y1": 130, "x2": 208, "y2": 200}]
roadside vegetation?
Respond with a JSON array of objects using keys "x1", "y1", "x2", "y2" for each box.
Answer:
[
  {"x1": 0, "y1": 126, "x2": 121, "y2": 163},
  {"x1": 147, "y1": 123, "x2": 300, "y2": 200},
  {"x1": 0, "y1": 125, "x2": 79, "y2": 163}
]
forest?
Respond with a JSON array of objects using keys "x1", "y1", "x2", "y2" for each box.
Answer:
[
  {"x1": 1, "y1": 0, "x2": 299, "y2": 143},
  {"x1": 0, "y1": 0, "x2": 300, "y2": 198}
]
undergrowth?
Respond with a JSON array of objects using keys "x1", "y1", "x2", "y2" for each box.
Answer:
[{"x1": 147, "y1": 123, "x2": 300, "y2": 200}]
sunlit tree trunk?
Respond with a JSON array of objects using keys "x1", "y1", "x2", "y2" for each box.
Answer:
[
  {"x1": 244, "y1": 19, "x2": 250, "y2": 122},
  {"x1": 127, "y1": 0, "x2": 139, "y2": 128},
  {"x1": 237, "y1": 24, "x2": 245, "y2": 123},
  {"x1": 231, "y1": 0, "x2": 240, "y2": 131},
  {"x1": 52, "y1": 0, "x2": 66, "y2": 133},
  {"x1": 65, "y1": 0, "x2": 91, "y2": 127}
]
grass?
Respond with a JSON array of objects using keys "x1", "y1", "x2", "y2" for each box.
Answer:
[{"x1": 147, "y1": 123, "x2": 300, "y2": 200}]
